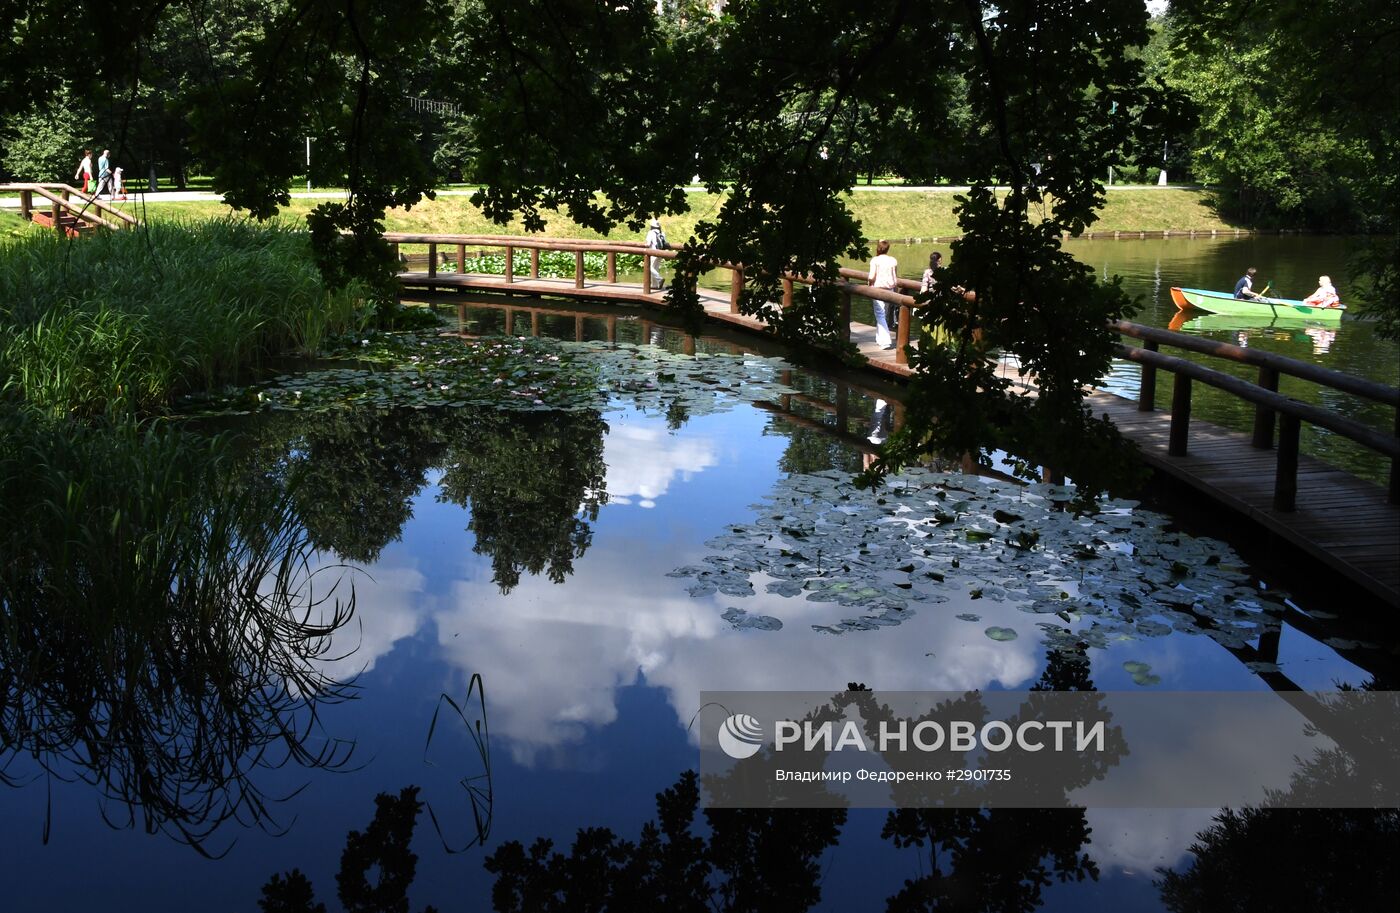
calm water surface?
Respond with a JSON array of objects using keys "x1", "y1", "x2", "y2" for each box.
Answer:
[{"x1": 3, "y1": 305, "x2": 1395, "y2": 911}]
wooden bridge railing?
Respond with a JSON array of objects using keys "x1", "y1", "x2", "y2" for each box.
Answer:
[
  {"x1": 383, "y1": 232, "x2": 926, "y2": 363},
  {"x1": 2, "y1": 182, "x2": 141, "y2": 230},
  {"x1": 1114, "y1": 321, "x2": 1400, "y2": 510}
]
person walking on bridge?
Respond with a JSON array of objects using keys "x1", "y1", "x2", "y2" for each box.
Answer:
[
  {"x1": 645, "y1": 218, "x2": 668, "y2": 291},
  {"x1": 868, "y1": 239, "x2": 899, "y2": 349}
]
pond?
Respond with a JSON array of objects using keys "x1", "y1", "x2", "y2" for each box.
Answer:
[{"x1": 3, "y1": 302, "x2": 1395, "y2": 912}]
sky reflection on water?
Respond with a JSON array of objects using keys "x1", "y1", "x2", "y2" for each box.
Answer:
[{"x1": 2, "y1": 325, "x2": 1390, "y2": 912}]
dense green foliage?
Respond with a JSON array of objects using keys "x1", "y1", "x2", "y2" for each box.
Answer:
[
  {"x1": 1164, "y1": 0, "x2": 1398, "y2": 333},
  {"x1": 0, "y1": 219, "x2": 371, "y2": 415},
  {"x1": 0, "y1": 87, "x2": 92, "y2": 182},
  {"x1": 2, "y1": 0, "x2": 1393, "y2": 464}
]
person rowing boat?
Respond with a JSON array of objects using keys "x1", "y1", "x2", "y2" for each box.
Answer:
[{"x1": 1233, "y1": 267, "x2": 1263, "y2": 300}]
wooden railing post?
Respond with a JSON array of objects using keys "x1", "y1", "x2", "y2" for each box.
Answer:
[
  {"x1": 531, "y1": 311, "x2": 540, "y2": 337},
  {"x1": 1253, "y1": 364, "x2": 1279, "y2": 448},
  {"x1": 575, "y1": 250, "x2": 584, "y2": 289},
  {"x1": 1169, "y1": 373, "x2": 1192, "y2": 456},
  {"x1": 1274, "y1": 413, "x2": 1301, "y2": 511},
  {"x1": 50, "y1": 197, "x2": 62, "y2": 235},
  {"x1": 456, "y1": 243, "x2": 466, "y2": 274},
  {"x1": 575, "y1": 314, "x2": 584, "y2": 342},
  {"x1": 895, "y1": 302, "x2": 910, "y2": 364},
  {"x1": 1138, "y1": 340, "x2": 1158, "y2": 411},
  {"x1": 427, "y1": 242, "x2": 437, "y2": 278},
  {"x1": 606, "y1": 252, "x2": 617, "y2": 284},
  {"x1": 835, "y1": 382, "x2": 849, "y2": 433},
  {"x1": 730, "y1": 267, "x2": 743, "y2": 314},
  {"x1": 18, "y1": 190, "x2": 31, "y2": 220},
  {"x1": 841, "y1": 288, "x2": 852, "y2": 343},
  {"x1": 390, "y1": 242, "x2": 400, "y2": 272},
  {"x1": 643, "y1": 255, "x2": 652, "y2": 294},
  {"x1": 505, "y1": 245, "x2": 515, "y2": 284},
  {"x1": 531, "y1": 248, "x2": 540, "y2": 279},
  {"x1": 607, "y1": 315, "x2": 617, "y2": 343},
  {"x1": 782, "y1": 277, "x2": 793, "y2": 309},
  {"x1": 504, "y1": 307, "x2": 514, "y2": 336}
]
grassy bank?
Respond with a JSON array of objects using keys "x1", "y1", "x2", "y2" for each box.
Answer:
[
  {"x1": 139, "y1": 188, "x2": 1241, "y2": 244},
  {"x1": 0, "y1": 218, "x2": 371, "y2": 415}
]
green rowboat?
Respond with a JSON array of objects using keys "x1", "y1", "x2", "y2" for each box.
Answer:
[{"x1": 1170, "y1": 286, "x2": 1345, "y2": 323}]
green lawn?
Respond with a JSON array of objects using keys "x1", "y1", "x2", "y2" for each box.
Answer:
[{"x1": 142, "y1": 187, "x2": 1242, "y2": 243}]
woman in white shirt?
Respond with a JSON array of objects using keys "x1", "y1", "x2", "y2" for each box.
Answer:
[
  {"x1": 867, "y1": 239, "x2": 899, "y2": 349},
  {"x1": 74, "y1": 149, "x2": 93, "y2": 194}
]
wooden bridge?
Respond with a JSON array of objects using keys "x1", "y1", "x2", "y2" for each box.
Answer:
[
  {"x1": 390, "y1": 232, "x2": 1400, "y2": 609},
  {"x1": 2, "y1": 183, "x2": 141, "y2": 236}
]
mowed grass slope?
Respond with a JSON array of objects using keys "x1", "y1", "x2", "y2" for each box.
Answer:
[{"x1": 142, "y1": 188, "x2": 1241, "y2": 244}]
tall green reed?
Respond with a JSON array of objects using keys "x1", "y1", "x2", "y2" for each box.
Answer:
[{"x1": 0, "y1": 218, "x2": 374, "y2": 416}]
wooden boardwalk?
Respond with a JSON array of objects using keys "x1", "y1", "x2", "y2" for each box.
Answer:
[{"x1": 398, "y1": 268, "x2": 1399, "y2": 609}]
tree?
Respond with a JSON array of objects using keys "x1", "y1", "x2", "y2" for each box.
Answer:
[
  {"x1": 1167, "y1": 0, "x2": 1399, "y2": 335},
  {"x1": 0, "y1": 87, "x2": 92, "y2": 181},
  {"x1": 3, "y1": 0, "x2": 1164, "y2": 488}
]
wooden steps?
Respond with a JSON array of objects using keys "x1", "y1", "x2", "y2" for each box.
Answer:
[{"x1": 28, "y1": 209, "x2": 96, "y2": 238}]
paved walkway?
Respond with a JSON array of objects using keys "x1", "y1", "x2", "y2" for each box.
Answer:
[{"x1": 0, "y1": 184, "x2": 1202, "y2": 207}]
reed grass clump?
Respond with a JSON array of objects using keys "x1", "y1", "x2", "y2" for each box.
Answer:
[{"x1": 0, "y1": 218, "x2": 373, "y2": 415}]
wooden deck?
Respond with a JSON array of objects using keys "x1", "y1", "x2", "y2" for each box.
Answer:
[
  {"x1": 398, "y1": 269, "x2": 1398, "y2": 609},
  {"x1": 1088, "y1": 392, "x2": 1399, "y2": 607}
]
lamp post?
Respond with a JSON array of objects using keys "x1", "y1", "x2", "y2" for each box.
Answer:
[{"x1": 305, "y1": 137, "x2": 313, "y2": 192}]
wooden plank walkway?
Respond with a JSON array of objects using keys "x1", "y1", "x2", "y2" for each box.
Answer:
[
  {"x1": 1087, "y1": 392, "x2": 1399, "y2": 607},
  {"x1": 399, "y1": 269, "x2": 1398, "y2": 608}
]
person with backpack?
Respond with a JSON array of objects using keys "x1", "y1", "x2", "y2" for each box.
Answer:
[{"x1": 645, "y1": 218, "x2": 669, "y2": 290}]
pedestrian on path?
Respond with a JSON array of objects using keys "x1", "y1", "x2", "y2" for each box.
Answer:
[
  {"x1": 96, "y1": 149, "x2": 112, "y2": 198},
  {"x1": 74, "y1": 149, "x2": 93, "y2": 194},
  {"x1": 645, "y1": 218, "x2": 668, "y2": 291},
  {"x1": 867, "y1": 239, "x2": 899, "y2": 349}
]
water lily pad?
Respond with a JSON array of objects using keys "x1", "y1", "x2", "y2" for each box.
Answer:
[
  {"x1": 985, "y1": 626, "x2": 1019, "y2": 641},
  {"x1": 721, "y1": 607, "x2": 783, "y2": 631}
]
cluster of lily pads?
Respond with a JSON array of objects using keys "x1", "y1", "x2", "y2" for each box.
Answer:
[
  {"x1": 670, "y1": 468, "x2": 1290, "y2": 663},
  {"x1": 179, "y1": 331, "x2": 800, "y2": 419}
]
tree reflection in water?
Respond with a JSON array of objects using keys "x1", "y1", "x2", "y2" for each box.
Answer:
[
  {"x1": 1157, "y1": 682, "x2": 1400, "y2": 913},
  {"x1": 0, "y1": 411, "x2": 357, "y2": 854},
  {"x1": 243, "y1": 406, "x2": 609, "y2": 593}
]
